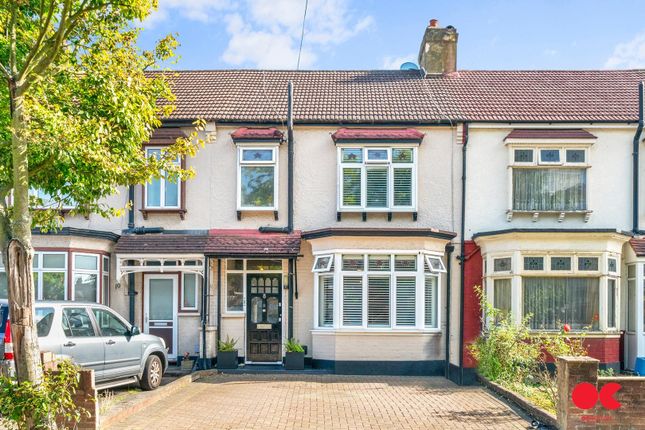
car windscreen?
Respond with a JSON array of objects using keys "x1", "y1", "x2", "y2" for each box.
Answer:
[{"x1": 35, "y1": 307, "x2": 55, "y2": 337}]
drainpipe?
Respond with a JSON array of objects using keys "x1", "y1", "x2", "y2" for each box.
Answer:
[
  {"x1": 633, "y1": 81, "x2": 644, "y2": 234},
  {"x1": 458, "y1": 123, "x2": 469, "y2": 385},
  {"x1": 259, "y1": 80, "x2": 294, "y2": 234},
  {"x1": 127, "y1": 185, "x2": 136, "y2": 324},
  {"x1": 216, "y1": 259, "x2": 222, "y2": 353},
  {"x1": 287, "y1": 258, "x2": 294, "y2": 340},
  {"x1": 444, "y1": 243, "x2": 454, "y2": 379},
  {"x1": 201, "y1": 257, "x2": 210, "y2": 368}
]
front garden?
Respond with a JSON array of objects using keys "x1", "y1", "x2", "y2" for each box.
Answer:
[{"x1": 468, "y1": 287, "x2": 595, "y2": 415}]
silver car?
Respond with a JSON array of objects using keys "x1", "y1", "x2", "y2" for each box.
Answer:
[{"x1": 1, "y1": 300, "x2": 168, "y2": 390}]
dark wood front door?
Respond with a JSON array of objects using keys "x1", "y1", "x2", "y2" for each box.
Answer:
[{"x1": 247, "y1": 274, "x2": 282, "y2": 362}]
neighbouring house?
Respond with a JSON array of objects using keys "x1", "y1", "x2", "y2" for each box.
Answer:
[{"x1": 2, "y1": 19, "x2": 645, "y2": 384}]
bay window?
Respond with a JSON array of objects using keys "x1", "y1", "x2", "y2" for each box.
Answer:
[
  {"x1": 237, "y1": 146, "x2": 278, "y2": 210},
  {"x1": 338, "y1": 147, "x2": 416, "y2": 211},
  {"x1": 509, "y1": 146, "x2": 589, "y2": 215},
  {"x1": 487, "y1": 253, "x2": 619, "y2": 332},
  {"x1": 313, "y1": 253, "x2": 441, "y2": 330},
  {"x1": 145, "y1": 147, "x2": 181, "y2": 209},
  {"x1": 34, "y1": 252, "x2": 67, "y2": 300}
]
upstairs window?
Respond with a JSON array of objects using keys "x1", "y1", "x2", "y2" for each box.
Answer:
[
  {"x1": 145, "y1": 147, "x2": 181, "y2": 209},
  {"x1": 511, "y1": 146, "x2": 588, "y2": 212},
  {"x1": 338, "y1": 147, "x2": 416, "y2": 211},
  {"x1": 237, "y1": 147, "x2": 278, "y2": 210},
  {"x1": 30, "y1": 188, "x2": 76, "y2": 210}
]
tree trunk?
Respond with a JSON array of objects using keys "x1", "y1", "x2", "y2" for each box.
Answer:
[{"x1": 8, "y1": 91, "x2": 42, "y2": 385}]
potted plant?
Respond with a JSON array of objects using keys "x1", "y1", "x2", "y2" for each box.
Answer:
[
  {"x1": 180, "y1": 352, "x2": 195, "y2": 370},
  {"x1": 284, "y1": 338, "x2": 305, "y2": 370},
  {"x1": 217, "y1": 336, "x2": 239, "y2": 369}
]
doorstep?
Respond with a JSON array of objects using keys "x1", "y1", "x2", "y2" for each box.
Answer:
[{"x1": 218, "y1": 363, "x2": 332, "y2": 375}]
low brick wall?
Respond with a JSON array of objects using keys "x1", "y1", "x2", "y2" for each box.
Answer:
[
  {"x1": 58, "y1": 369, "x2": 98, "y2": 430},
  {"x1": 557, "y1": 356, "x2": 645, "y2": 430}
]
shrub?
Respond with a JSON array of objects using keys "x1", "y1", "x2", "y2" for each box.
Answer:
[
  {"x1": 0, "y1": 360, "x2": 89, "y2": 430},
  {"x1": 284, "y1": 338, "x2": 304, "y2": 353},
  {"x1": 218, "y1": 336, "x2": 238, "y2": 352},
  {"x1": 469, "y1": 286, "x2": 588, "y2": 414}
]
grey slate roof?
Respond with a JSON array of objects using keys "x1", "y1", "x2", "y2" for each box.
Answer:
[{"x1": 156, "y1": 69, "x2": 645, "y2": 124}]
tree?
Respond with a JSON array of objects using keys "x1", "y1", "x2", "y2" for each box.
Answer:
[{"x1": 1, "y1": 0, "x2": 204, "y2": 390}]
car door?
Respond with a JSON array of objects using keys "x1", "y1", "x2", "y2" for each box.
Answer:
[
  {"x1": 61, "y1": 307, "x2": 104, "y2": 380},
  {"x1": 91, "y1": 307, "x2": 141, "y2": 380}
]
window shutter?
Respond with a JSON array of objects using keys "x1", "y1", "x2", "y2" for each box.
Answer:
[
  {"x1": 342, "y1": 276, "x2": 363, "y2": 326},
  {"x1": 342, "y1": 168, "x2": 362, "y2": 206},
  {"x1": 425, "y1": 276, "x2": 437, "y2": 327},
  {"x1": 393, "y1": 167, "x2": 412, "y2": 207},
  {"x1": 367, "y1": 276, "x2": 390, "y2": 327},
  {"x1": 395, "y1": 276, "x2": 416, "y2": 326},
  {"x1": 319, "y1": 276, "x2": 334, "y2": 327},
  {"x1": 366, "y1": 167, "x2": 388, "y2": 208}
]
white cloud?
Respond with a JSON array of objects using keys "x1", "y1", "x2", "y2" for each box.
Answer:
[
  {"x1": 605, "y1": 33, "x2": 645, "y2": 68},
  {"x1": 221, "y1": 0, "x2": 374, "y2": 69},
  {"x1": 382, "y1": 54, "x2": 416, "y2": 70}
]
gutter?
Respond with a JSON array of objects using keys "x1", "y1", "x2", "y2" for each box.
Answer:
[
  {"x1": 633, "y1": 81, "x2": 644, "y2": 234},
  {"x1": 259, "y1": 80, "x2": 295, "y2": 235},
  {"x1": 200, "y1": 257, "x2": 210, "y2": 368},
  {"x1": 444, "y1": 243, "x2": 454, "y2": 379},
  {"x1": 458, "y1": 122, "x2": 469, "y2": 385}
]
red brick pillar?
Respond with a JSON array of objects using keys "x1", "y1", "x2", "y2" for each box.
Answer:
[
  {"x1": 58, "y1": 369, "x2": 98, "y2": 430},
  {"x1": 462, "y1": 240, "x2": 482, "y2": 369},
  {"x1": 556, "y1": 356, "x2": 599, "y2": 430}
]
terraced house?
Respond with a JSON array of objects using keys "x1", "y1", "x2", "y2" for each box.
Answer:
[{"x1": 4, "y1": 20, "x2": 645, "y2": 384}]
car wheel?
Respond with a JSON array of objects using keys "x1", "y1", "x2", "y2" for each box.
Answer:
[{"x1": 140, "y1": 355, "x2": 163, "y2": 391}]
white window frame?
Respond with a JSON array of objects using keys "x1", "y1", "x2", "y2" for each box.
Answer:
[
  {"x1": 224, "y1": 259, "x2": 283, "y2": 314},
  {"x1": 144, "y1": 147, "x2": 181, "y2": 209},
  {"x1": 507, "y1": 143, "x2": 591, "y2": 216},
  {"x1": 181, "y1": 272, "x2": 199, "y2": 311},
  {"x1": 337, "y1": 146, "x2": 418, "y2": 212},
  {"x1": 102, "y1": 255, "x2": 110, "y2": 305},
  {"x1": 312, "y1": 251, "x2": 441, "y2": 332},
  {"x1": 538, "y1": 148, "x2": 563, "y2": 165},
  {"x1": 71, "y1": 252, "x2": 100, "y2": 302},
  {"x1": 424, "y1": 255, "x2": 446, "y2": 273},
  {"x1": 485, "y1": 250, "x2": 617, "y2": 333},
  {"x1": 312, "y1": 254, "x2": 334, "y2": 273},
  {"x1": 236, "y1": 144, "x2": 279, "y2": 211},
  {"x1": 33, "y1": 252, "x2": 68, "y2": 301}
]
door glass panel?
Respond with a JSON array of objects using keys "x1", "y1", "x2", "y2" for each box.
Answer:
[
  {"x1": 267, "y1": 297, "x2": 279, "y2": 324},
  {"x1": 251, "y1": 297, "x2": 263, "y2": 323},
  {"x1": 247, "y1": 260, "x2": 282, "y2": 271},
  {"x1": 149, "y1": 279, "x2": 174, "y2": 320}
]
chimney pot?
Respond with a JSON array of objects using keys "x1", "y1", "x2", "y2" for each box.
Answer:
[{"x1": 429, "y1": 19, "x2": 438, "y2": 27}]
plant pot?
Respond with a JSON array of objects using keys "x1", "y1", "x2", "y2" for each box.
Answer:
[
  {"x1": 181, "y1": 359, "x2": 195, "y2": 370},
  {"x1": 217, "y1": 351, "x2": 238, "y2": 369},
  {"x1": 284, "y1": 351, "x2": 305, "y2": 370}
]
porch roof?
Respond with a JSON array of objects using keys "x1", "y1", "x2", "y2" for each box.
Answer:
[
  {"x1": 630, "y1": 238, "x2": 645, "y2": 256},
  {"x1": 204, "y1": 229, "x2": 301, "y2": 257},
  {"x1": 114, "y1": 233, "x2": 209, "y2": 254}
]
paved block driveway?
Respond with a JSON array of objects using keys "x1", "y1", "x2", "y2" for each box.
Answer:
[{"x1": 108, "y1": 374, "x2": 532, "y2": 430}]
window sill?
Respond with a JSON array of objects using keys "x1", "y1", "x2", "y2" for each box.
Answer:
[
  {"x1": 177, "y1": 311, "x2": 199, "y2": 316},
  {"x1": 528, "y1": 331, "x2": 620, "y2": 339},
  {"x1": 506, "y1": 209, "x2": 592, "y2": 223},
  {"x1": 311, "y1": 328, "x2": 442, "y2": 336},
  {"x1": 336, "y1": 210, "x2": 418, "y2": 222},
  {"x1": 140, "y1": 208, "x2": 187, "y2": 220},
  {"x1": 222, "y1": 312, "x2": 245, "y2": 318},
  {"x1": 237, "y1": 209, "x2": 278, "y2": 221}
]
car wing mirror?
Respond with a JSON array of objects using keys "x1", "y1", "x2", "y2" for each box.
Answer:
[{"x1": 130, "y1": 325, "x2": 141, "y2": 336}]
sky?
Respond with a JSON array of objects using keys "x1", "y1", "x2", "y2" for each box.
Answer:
[{"x1": 137, "y1": 0, "x2": 645, "y2": 71}]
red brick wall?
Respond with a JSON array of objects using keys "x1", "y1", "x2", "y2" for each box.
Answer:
[
  {"x1": 584, "y1": 337, "x2": 621, "y2": 364},
  {"x1": 557, "y1": 356, "x2": 645, "y2": 429},
  {"x1": 462, "y1": 240, "x2": 482, "y2": 368}
]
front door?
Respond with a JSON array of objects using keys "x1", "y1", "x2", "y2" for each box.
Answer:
[
  {"x1": 247, "y1": 274, "x2": 282, "y2": 362},
  {"x1": 144, "y1": 275, "x2": 178, "y2": 360}
]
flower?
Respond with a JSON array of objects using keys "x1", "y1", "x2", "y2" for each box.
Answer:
[{"x1": 563, "y1": 324, "x2": 571, "y2": 333}]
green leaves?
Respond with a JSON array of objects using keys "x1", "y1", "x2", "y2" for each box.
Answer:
[{"x1": 0, "y1": 1, "x2": 210, "y2": 231}]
